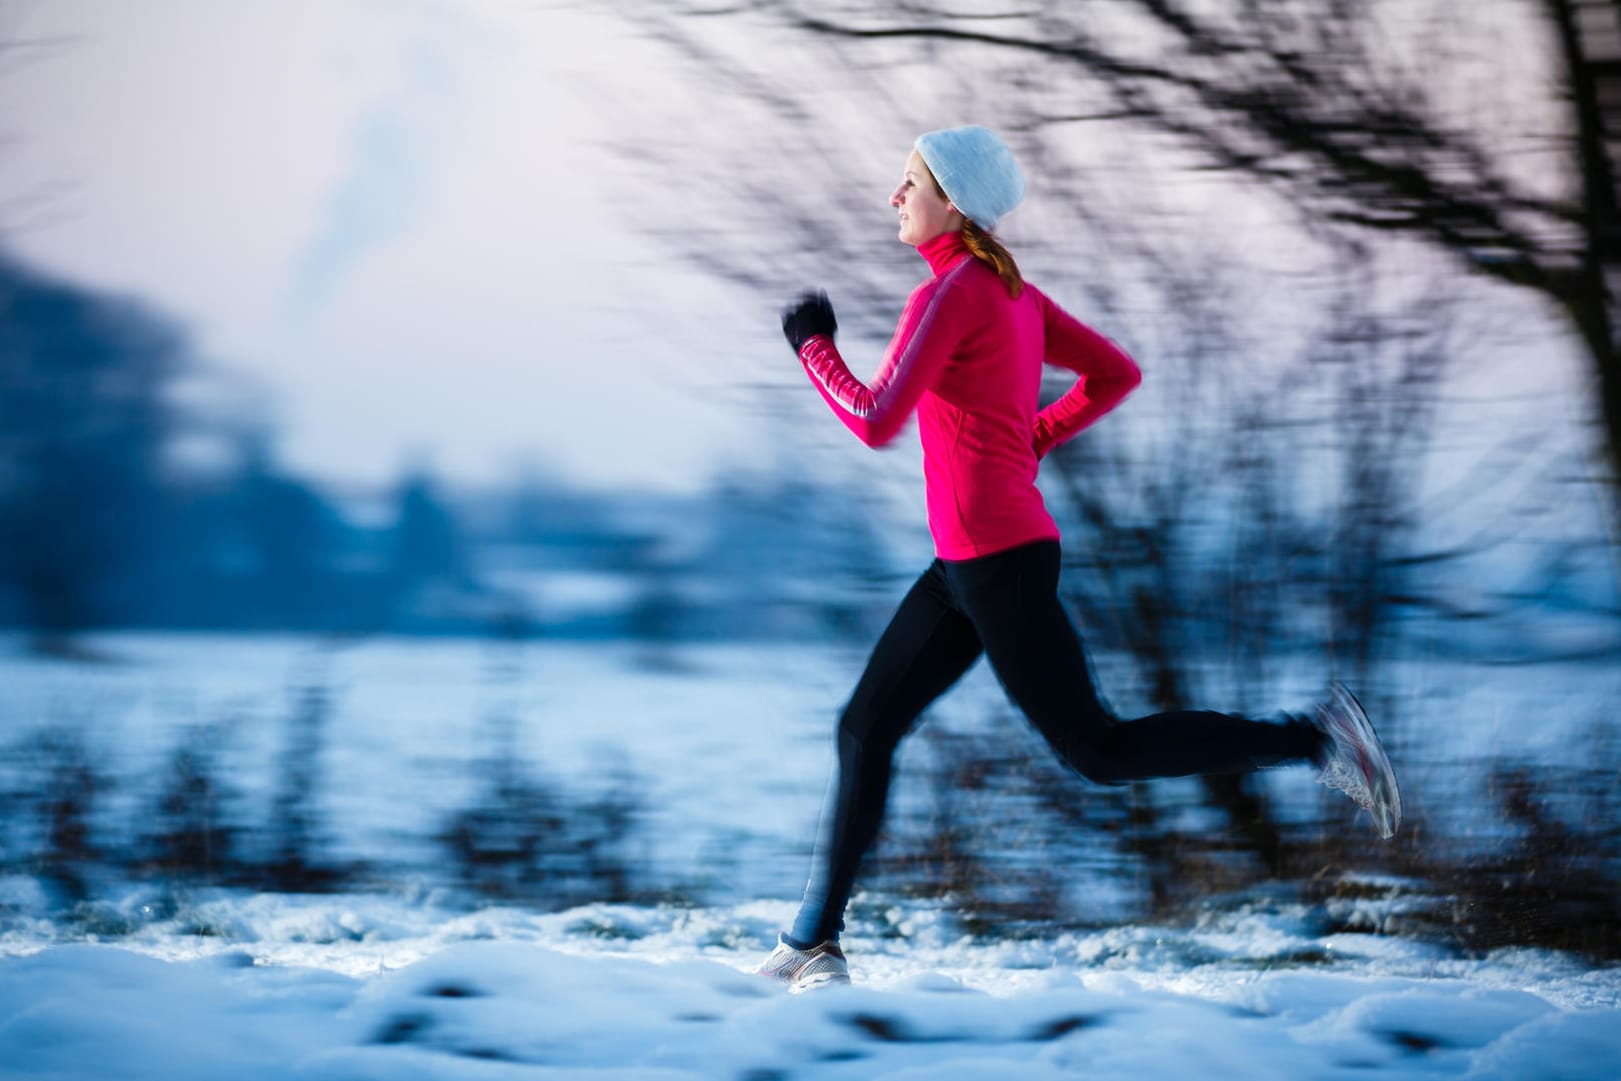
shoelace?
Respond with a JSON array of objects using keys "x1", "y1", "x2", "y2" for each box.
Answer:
[{"x1": 1317, "y1": 757, "x2": 1376, "y2": 813}]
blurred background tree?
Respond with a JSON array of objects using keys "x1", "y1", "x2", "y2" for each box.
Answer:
[
  {"x1": 612, "y1": 0, "x2": 1621, "y2": 529},
  {"x1": 0, "y1": 251, "x2": 185, "y2": 653}
]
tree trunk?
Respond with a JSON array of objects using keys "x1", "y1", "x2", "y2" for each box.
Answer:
[{"x1": 1547, "y1": 0, "x2": 1621, "y2": 537}]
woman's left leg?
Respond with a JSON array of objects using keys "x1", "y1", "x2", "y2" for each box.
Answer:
[
  {"x1": 790, "y1": 560, "x2": 984, "y2": 946},
  {"x1": 946, "y1": 540, "x2": 1322, "y2": 783}
]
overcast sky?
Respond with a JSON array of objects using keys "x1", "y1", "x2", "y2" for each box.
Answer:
[
  {"x1": 1, "y1": 0, "x2": 1601, "y2": 529},
  {"x1": 3, "y1": 0, "x2": 787, "y2": 493}
]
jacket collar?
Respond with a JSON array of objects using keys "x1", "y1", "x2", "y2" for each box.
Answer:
[{"x1": 918, "y1": 230, "x2": 970, "y2": 277}]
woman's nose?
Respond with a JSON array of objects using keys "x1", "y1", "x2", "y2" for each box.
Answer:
[{"x1": 889, "y1": 185, "x2": 904, "y2": 206}]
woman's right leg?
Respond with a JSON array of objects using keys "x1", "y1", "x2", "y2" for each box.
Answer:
[{"x1": 790, "y1": 561, "x2": 984, "y2": 945}]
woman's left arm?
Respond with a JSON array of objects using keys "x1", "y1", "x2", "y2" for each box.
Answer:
[{"x1": 1029, "y1": 286, "x2": 1142, "y2": 459}]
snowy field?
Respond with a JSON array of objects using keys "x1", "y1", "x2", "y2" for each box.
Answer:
[
  {"x1": 1, "y1": 633, "x2": 1619, "y2": 1078},
  {"x1": 3, "y1": 892, "x2": 1619, "y2": 1079}
]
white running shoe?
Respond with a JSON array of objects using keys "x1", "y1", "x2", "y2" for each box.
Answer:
[
  {"x1": 1312, "y1": 681, "x2": 1402, "y2": 839},
  {"x1": 755, "y1": 934, "x2": 850, "y2": 991}
]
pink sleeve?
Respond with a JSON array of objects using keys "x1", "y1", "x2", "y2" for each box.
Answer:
[
  {"x1": 798, "y1": 268, "x2": 972, "y2": 448},
  {"x1": 1030, "y1": 286, "x2": 1142, "y2": 459}
]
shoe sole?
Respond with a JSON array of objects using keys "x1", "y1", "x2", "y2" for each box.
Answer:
[
  {"x1": 1330, "y1": 681, "x2": 1402, "y2": 839},
  {"x1": 791, "y1": 971, "x2": 851, "y2": 993}
]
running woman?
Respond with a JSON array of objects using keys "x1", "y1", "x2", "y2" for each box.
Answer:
[{"x1": 757, "y1": 126, "x2": 1401, "y2": 991}]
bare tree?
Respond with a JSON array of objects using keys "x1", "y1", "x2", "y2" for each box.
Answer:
[{"x1": 620, "y1": 0, "x2": 1621, "y2": 527}]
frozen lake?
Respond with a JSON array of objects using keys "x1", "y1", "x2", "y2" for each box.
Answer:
[
  {"x1": 1, "y1": 632, "x2": 1617, "y2": 912},
  {"x1": 1, "y1": 631, "x2": 1614, "y2": 902}
]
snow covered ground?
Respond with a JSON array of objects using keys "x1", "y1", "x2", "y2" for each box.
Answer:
[
  {"x1": 1, "y1": 633, "x2": 1619, "y2": 1078},
  {"x1": 3, "y1": 889, "x2": 1620, "y2": 1079}
]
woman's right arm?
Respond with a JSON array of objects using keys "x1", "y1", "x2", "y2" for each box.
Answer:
[
  {"x1": 797, "y1": 267, "x2": 975, "y2": 448},
  {"x1": 1029, "y1": 286, "x2": 1142, "y2": 459}
]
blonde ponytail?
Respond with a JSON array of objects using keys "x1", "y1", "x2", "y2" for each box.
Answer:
[{"x1": 961, "y1": 220, "x2": 1023, "y2": 299}]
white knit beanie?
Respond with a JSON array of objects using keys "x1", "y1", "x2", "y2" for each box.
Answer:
[{"x1": 914, "y1": 126, "x2": 1025, "y2": 232}]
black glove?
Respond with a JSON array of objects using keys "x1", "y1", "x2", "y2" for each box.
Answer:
[{"x1": 781, "y1": 290, "x2": 837, "y2": 353}]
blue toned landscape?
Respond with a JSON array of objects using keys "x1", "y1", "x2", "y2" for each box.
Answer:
[{"x1": 5, "y1": 0, "x2": 1621, "y2": 1076}]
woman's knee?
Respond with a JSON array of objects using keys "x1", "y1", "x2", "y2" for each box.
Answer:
[
  {"x1": 1066, "y1": 754, "x2": 1131, "y2": 786},
  {"x1": 835, "y1": 701, "x2": 875, "y2": 758},
  {"x1": 836, "y1": 698, "x2": 906, "y2": 765},
  {"x1": 1045, "y1": 726, "x2": 1131, "y2": 785}
]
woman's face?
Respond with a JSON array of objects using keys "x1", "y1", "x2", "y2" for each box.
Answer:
[{"x1": 891, "y1": 149, "x2": 961, "y2": 247}]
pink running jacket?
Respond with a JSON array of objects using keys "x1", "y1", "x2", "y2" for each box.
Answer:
[{"x1": 797, "y1": 231, "x2": 1142, "y2": 560}]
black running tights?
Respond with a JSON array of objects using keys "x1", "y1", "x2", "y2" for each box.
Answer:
[{"x1": 790, "y1": 539, "x2": 1322, "y2": 945}]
